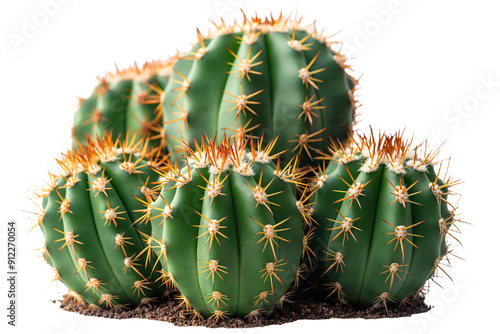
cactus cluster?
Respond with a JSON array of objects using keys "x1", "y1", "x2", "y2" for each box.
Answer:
[
  {"x1": 32, "y1": 11, "x2": 463, "y2": 324},
  {"x1": 309, "y1": 131, "x2": 460, "y2": 309},
  {"x1": 72, "y1": 60, "x2": 173, "y2": 152},
  {"x1": 35, "y1": 134, "x2": 165, "y2": 308},
  {"x1": 162, "y1": 13, "x2": 358, "y2": 165}
]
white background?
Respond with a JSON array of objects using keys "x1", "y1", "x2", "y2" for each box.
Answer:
[{"x1": 1, "y1": 0, "x2": 498, "y2": 333}]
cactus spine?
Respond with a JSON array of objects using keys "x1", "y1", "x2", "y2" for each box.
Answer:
[
  {"x1": 72, "y1": 60, "x2": 173, "y2": 152},
  {"x1": 162, "y1": 13, "x2": 358, "y2": 166},
  {"x1": 35, "y1": 134, "x2": 164, "y2": 308},
  {"x1": 145, "y1": 136, "x2": 305, "y2": 319},
  {"x1": 309, "y1": 131, "x2": 460, "y2": 309}
]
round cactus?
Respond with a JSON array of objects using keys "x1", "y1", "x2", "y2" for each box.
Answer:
[
  {"x1": 35, "y1": 134, "x2": 165, "y2": 309},
  {"x1": 309, "y1": 130, "x2": 460, "y2": 309},
  {"x1": 72, "y1": 59, "x2": 173, "y2": 152},
  {"x1": 162, "y1": 13, "x2": 358, "y2": 166},
  {"x1": 144, "y1": 135, "x2": 305, "y2": 320}
]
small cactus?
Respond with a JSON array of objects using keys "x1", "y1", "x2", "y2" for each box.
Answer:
[
  {"x1": 162, "y1": 13, "x2": 358, "y2": 166},
  {"x1": 34, "y1": 134, "x2": 165, "y2": 308},
  {"x1": 309, "y1": 130, "x2": 460, "y2": 309},
  {"x1": 72, "y1": 59, "x2": 173, "y2": 152},
  {"x1": 144, "y1": 135, "x2": 305, "y2": 319}
]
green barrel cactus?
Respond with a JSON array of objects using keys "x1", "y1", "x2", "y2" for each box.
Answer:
[
  {"x1": 162, "y1": 14, "x2": 357, "y2": 166},
  {"x1": 72, "y1": 59, "x2": 173, "y2": 152},
  {"x1": 145, "y1": 135, "x2": 305, "y2": 320},
  {"x1": 309, "y1": 131, "x2": 459, "y2": 309},
  {"x1": 35, "y1": 134, "x2": 164, "y2": 308}
]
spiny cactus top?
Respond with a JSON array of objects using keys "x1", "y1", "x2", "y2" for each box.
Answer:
[
  {"x1": 162, "y1": 13, "x2": 358, "y2": 166},
  {"x1": 72, "y1": 59, "x2": 173, "y2": 152},
  {"x1": 144, "y1": 135, "x2": 305, "y2": 320},
  {"x1": 309, "y1": 131, "x2": 461, "y2": 309},
  {"x1": 34, "y1": 133, "x2": 165, "y2": 309}
]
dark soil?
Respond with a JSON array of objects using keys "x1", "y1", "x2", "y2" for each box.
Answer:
[{"x1": 59, "y1": 288, "x2": 431, "y2": 328}]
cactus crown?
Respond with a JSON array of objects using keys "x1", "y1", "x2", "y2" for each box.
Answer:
[
  {"x1": 199, "y1": 12, "x2": 340, "y2": 46},
  {"x1": 325, "y1": 130, "x2": 442, "y2": 173},
  {"x1": 100, "y1": 59, "x2": 174, "y2": 85},
  {"x1": 49, "y1": 133, "x2": 159, "y2": 182},
  {"x1": 180, "y1": 134, "x2": 279, "y2": 174}
]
